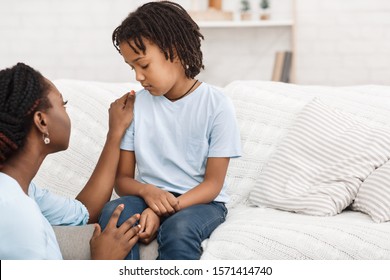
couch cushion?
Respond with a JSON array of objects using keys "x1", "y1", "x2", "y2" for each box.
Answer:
[
  {"x1": 53, "y1": 225, "x2": 94, "y2": 260},
  {"x1": 351, "y1": 160, "x2": 390, "y2": 223},
  {"x1": 249, "y1": 98, "x2": 390, "y2": 217},
  {"x1": 201, "y1": 205, "x2": 390, "y2": 259},
  {"x1": 221, "y1": 81, "x2": 307, "y2": 208}
]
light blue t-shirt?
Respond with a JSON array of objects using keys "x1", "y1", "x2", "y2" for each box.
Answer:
[
  {"x1": 120, "y1": 82, "x2": 242, "y2": 203},
  {"x1": 0, "y1": 172, "x2": 89, "y2": 260}
]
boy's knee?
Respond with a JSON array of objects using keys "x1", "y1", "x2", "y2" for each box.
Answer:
[
  {"x1": 101, "y1": 198, "x2": 124, "y2": 215},
  {"x1": 99, "y1": 196, "x2": 147, "y2": 227},
  {"x1": 98, "y1": 199, "x2": 123, "y2": 228}
]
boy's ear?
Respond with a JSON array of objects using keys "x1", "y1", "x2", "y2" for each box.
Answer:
[{"x1": 33, "y1": 111, "x2": 48, "y2": 134}]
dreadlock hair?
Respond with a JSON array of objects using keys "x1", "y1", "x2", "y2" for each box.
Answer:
[
  {"x1": 0, "y1": 63, "x2": 51, "y2": 166},
  {"x1": 112, "y1": 1, "x2": 204, "y2": 79}
]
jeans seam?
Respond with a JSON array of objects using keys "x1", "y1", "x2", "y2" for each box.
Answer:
[{"x1": 199, "y1": 202, "x2": 227, "y2": 237}]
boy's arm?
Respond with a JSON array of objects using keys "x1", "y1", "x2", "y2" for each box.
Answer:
[
  {"x1": 178, "y1": 157, "x2": 230, "y2": 209},
  {"x1": 116, "y1": 150, "x2": 180, "y2": 216},
  {"x1": 115, "y1": 150, "x2": 141, "y2": 196}
]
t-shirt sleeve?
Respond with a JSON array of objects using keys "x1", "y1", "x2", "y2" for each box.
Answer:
[
  {"x1": 208, "y1": 97, "x2": 242, "y2": 158},
  {"x1": 28, "y1": 182, "x2": 89, "y2": 226},
  {"x1": 120, "y1": 121, "x2": 135, "y2": 151}
]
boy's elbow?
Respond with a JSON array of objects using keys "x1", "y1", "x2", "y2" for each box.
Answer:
[{"x1": 114, "y1": 177, "x2": 126, "y2": 196}]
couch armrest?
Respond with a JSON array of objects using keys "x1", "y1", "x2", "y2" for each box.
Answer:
[{"x1": 53, "y1": 224, "x2": 94, "y2": 260}]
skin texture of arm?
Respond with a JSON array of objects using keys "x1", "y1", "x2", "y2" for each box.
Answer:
[{"x1": 177, "y1": 157, "x2": 230, "y2": 209}]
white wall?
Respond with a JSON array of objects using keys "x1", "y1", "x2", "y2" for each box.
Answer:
[
  {"x1": 2, "y1": 0, "x2": 388, "y2": 86},
  {"x1": 0, "y1": 0, "x2": 292, "y2": 87},
  {"x1": 0, "y1": 0, "x2": 144, "y2": 82},
  {"x1": 295, "y1": 0, "x2": 390, "y2": 85}
]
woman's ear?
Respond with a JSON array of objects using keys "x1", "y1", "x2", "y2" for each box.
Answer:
[{"x1": 33, "y1": 111, "x2": 48, "y2": 134}]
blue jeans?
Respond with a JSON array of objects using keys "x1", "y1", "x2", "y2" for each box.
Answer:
[{"x1": 98, "y1": 194, "x2": 227, "y2": 260}]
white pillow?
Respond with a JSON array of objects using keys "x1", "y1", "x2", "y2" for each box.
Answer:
[
  {"x1": 250, "y1": 98, "x2": 390, "y2": 217},
  {"x1": 351, "y1": 160, "x2": 390, "y2": 223},
  {"x1": 221, "y1": 81, "x2": 307, "y2": 207}
]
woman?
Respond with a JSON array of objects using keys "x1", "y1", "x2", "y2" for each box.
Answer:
[{"x1": 0, "y1": 62, "x2": 140, "y2": 259}]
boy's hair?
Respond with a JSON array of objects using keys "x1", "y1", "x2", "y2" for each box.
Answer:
[
  {"x1": 0, "y1": 63, "x2": 51, "y2": 164},
  {"x1": 112, "y1": 1, "x2": 204, "y2": 79}
]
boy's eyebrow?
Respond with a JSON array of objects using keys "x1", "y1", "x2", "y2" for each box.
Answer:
[{"x1": 125, "y1": 57, "x2": 143, "y2": 65}]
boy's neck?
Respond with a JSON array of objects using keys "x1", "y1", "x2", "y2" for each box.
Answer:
[{"x1": 166, "y1": 79, "x2": 199, "y2": 101}]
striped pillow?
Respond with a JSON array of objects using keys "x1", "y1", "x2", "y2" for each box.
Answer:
[
  {"x1": 249, "y1": 98, "x2": 390, "y2": 217},
  {"x1": 351, "y1": 160, "x2": 390, "y2": 223}
]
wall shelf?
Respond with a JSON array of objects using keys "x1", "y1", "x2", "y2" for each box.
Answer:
[
  {"x1": 193, "y1": 0, "x2": 296, "y2": 85},
  {"x1": 197, "y1": 20, "x2": 293, "y2": 28}
]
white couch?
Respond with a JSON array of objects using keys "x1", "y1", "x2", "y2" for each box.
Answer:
[{"x1": 35, "y1": 79, "x2": 390, "y2": 260}]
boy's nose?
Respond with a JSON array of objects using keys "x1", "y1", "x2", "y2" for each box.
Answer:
[{"x1": 135, "y1": 72, "x2": 145, "y2": 82}]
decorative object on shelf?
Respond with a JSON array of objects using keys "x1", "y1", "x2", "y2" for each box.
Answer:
[
  {"x1": 208, "y1": 0, "x2": 222, "y2": 10},
  {"x1": 260, "y1": 0, "x2": 270, "y2": 20},
  {"x1": 189, "y1": 10, "x2": 233, "y2": 21},
  {"x1": 272, "y1": 51, "x2": 293, "y2": 83},
  {"x1": 189, "y1": 0, "x2": 233, "y2": 21},
  {"x1": 240, "y1": 0, "x2": 251, "y2": 21}
]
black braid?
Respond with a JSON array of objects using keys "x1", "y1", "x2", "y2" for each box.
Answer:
[
  {"x1": 112, "y1": 1, "x2": 204, "y2": 78},
  {"x1": 0, "y1": 63, "x2": 51, "y2": 165}
]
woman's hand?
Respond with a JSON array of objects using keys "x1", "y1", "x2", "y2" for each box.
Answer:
[
  {"x1": 108, "y1": 91, "x2": 135, "y2": 137},
  {"x1": 140, "y1": 184, "x2": 180, "y2": 216},
  {"x1": 89, "y1": 204, "x2": 140, "y2": 260},
  {"x1": 138, "y1": 208, "x2": 160, "y2": 244}
]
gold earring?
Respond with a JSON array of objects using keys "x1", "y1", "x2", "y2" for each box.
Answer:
[{"x1": 43, "y1": 133, "x2": 50, "y2": 145}]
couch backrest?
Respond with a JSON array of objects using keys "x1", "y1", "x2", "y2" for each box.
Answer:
[
  {"x1": 34, "y1": 80, "x2": 390, "y2": 209},
  {"x1": 222, "y1": 81, "x2": 390, "y2": 208}
]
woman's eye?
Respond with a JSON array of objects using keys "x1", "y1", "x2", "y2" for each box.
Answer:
[
  {"x1": 63, "y1": 100, "x2": 68, "y2": 107},
  {"x1": 141, "y1": 64, "x2": 149, "y2": 69}
]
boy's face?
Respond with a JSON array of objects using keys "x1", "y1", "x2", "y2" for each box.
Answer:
[{"x1": 119, "y1": 39, "x2": 186, "y2": 97}]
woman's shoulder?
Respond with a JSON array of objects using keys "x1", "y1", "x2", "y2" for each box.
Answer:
[
  {"x1": 0, "y1": 173, "x2": 44, "y2": 225},
  {"x1": 0, "y1": 182, "x2": 43, "y2": 223},
  {"x1": 0, "y1": 181, "x2": 47, "y2": 259}
]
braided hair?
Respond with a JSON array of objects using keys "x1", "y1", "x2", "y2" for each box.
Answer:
[
  {"x1": 112, "y1": 1, "x2": 204, "y2": 79},
  {"x1": 0, "y1": 63, "x2": 51, "y2": 165}
]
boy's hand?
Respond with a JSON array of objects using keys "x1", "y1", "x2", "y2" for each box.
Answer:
[
  {"x1": 90, "y1": 204, "x2": 140, "y2": 260},
  {"x1": 141, "y1": 184, "x2": 180, "y2": 216},
  {"x1": 138, "y1": 208, "x2": 160, "y2": 244}
]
